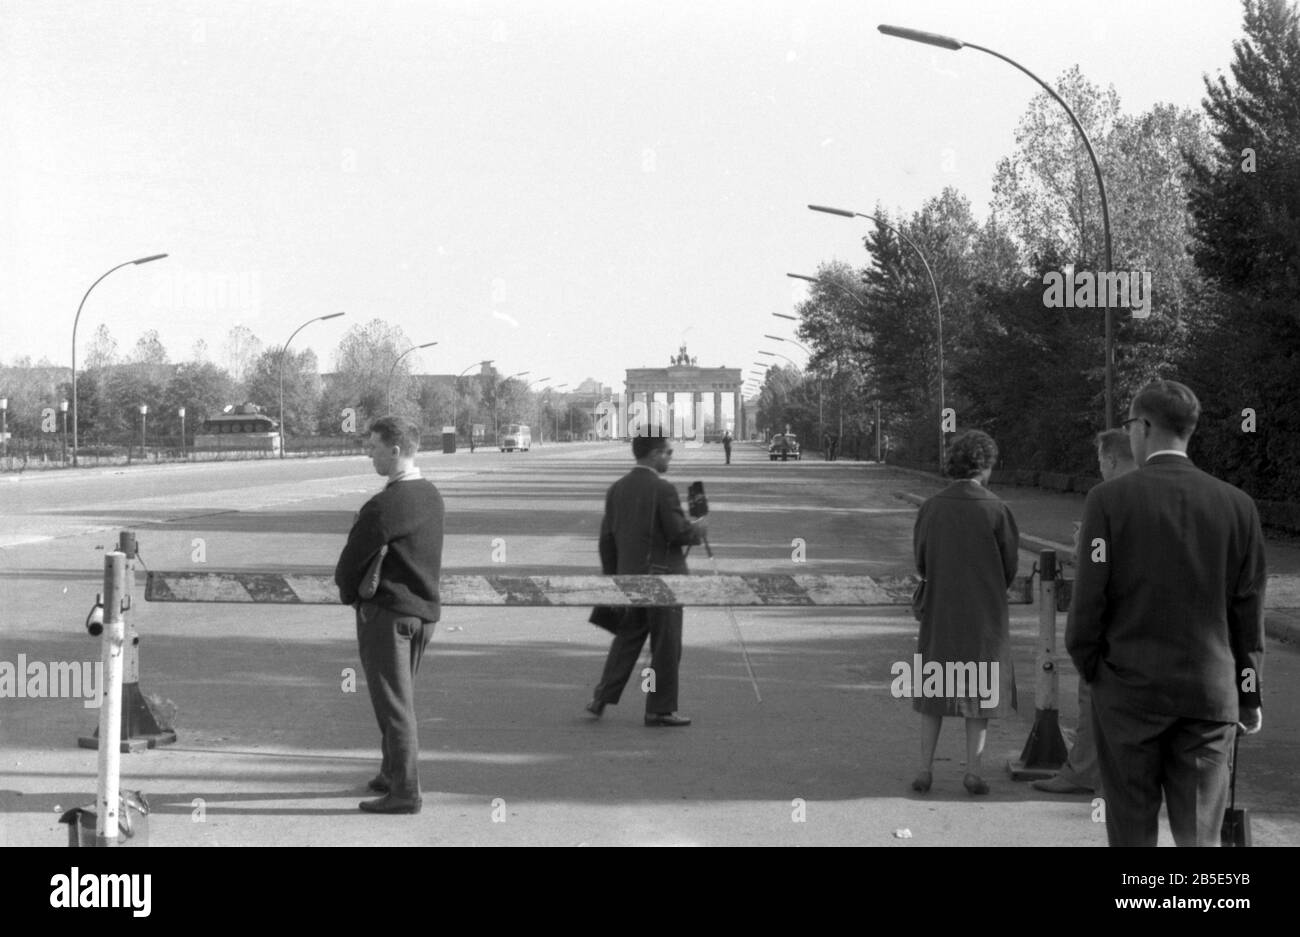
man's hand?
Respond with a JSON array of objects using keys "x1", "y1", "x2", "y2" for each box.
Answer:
[
  {"x1": 691, "y1": 516, "x2": 709, "y2": 535},
  {"x1": 1238, "y1": 706, "x2": 1262, "y2": 735}
]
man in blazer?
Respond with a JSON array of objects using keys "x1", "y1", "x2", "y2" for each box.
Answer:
[
  {"x1": 586, "y1": 433, "x2": 707, "y2": 726},
  {"x1": 1066, "y1": 380, "x2": 1265, "y2": 846}
]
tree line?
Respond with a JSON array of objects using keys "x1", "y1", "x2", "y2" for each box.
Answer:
[
  {"x1": 0, "y1": 318, "x2": 587, "y2": 454},
  {"x1": 762, "y1": 0, "x2": 1300, "y2": 504}
]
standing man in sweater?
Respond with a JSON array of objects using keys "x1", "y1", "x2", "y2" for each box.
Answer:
[{"x1": 335, "y1": 416, "x2": 444, "y2": 815}]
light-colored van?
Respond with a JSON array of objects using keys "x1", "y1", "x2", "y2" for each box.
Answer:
[{"x1": 500, "y1": 424, "x2": 531, "y2": 452}]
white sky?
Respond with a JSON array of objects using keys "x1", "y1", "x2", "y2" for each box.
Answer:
[{"x1": 0, "y1": 0, "x2": 1244, "y2": 392}]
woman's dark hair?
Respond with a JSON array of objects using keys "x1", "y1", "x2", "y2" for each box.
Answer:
[{"x1": 944, "y1": 430, "x2": 998, "y2": 478}]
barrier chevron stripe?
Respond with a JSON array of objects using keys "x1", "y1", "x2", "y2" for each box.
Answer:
[{"x1": 143, "y1": 571, "x2": 1038, "y2": 607}]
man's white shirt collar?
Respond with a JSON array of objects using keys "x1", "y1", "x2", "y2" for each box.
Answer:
[
  {"x1": 388, "y1": 466, "x2": 423, "y2": 485},
  {"x1": 1146, "y1": 450, "x2": 1189, "y2": 461}
]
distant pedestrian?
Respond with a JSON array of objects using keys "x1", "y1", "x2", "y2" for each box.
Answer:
[
  {"x1": 335, "y1": 416, "x2": 444, "y2": 815},
  {"x1": 1066, "y1": 380, "x2": 1265, "y2": 846},
  {"x1": 722, "y1": 429, "x2": 732, "y2": 465},
  {"x1": 909, "y1": 429, "x2": 1019, "y2": 796},
  {"x1": 1033, "y1": 428, "x2": 1135, "y2": 797}
]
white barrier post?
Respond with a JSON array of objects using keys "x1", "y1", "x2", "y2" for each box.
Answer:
[
  {"x1": 1009, "y1": 549, "x2": 1069, "y2": 779},
  {"x1": 94, "y1": 551, "x2": 126, "y2": 846}
]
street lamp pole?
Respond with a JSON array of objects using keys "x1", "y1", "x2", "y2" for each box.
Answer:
[
  {"x1": 451, "y1": 359, "x2": 493, "y2": 445},
  {"x1": 385, "y1": 341, "x2": 438, "y2": 415},
  {"x1": 549, "y1": 383, "x2": 568, "y2": 442},
  {"x1": 494, "y1": 371, "x2": 529, "y2": 442},
  {"x1": 178, "y1": 407, "x2": 186, "y2": 460},
  {"x1": 59, "y1": 400, "x2": 68, "y2": 464},
  {"x1": 809, "y1": 204, "x2": 946, "y2": 470},
  {"x1": 879, "y1": 23, "x2": 1115, "y2": 427},
  {"x1": 525, "y1": 377, "x2": 550, "y2": 438},
  {"x1": 278, "y1": 312, "x2": 345, "y2": 459},
  {"x1": 0, "y1": 397, "x2": 7, "y2": 461},
  {"x1": 70, "y1": 253, "x2": 168, "y2": 466},
  {"x1": 139, "y1": 404, "x2": 148, "y2": 461}
]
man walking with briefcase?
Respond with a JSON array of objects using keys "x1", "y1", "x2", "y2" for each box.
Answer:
[{"x1": 585, "y1": 433, "x2": 706, "y2": 726}]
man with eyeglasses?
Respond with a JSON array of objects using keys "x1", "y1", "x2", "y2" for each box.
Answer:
[
  {"x1": 586, "y1": 433, "x2": 707, "y2": 726},
  {"x1": 1066, "y1": 380, "x2": 1265, "y2": 846}
]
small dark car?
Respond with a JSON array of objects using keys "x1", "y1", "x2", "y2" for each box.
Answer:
[{"x1": 768, "y1": 434, "x2": 801, "y2": 461}]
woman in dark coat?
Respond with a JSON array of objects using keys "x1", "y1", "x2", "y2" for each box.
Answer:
[{"x1": 909, "y1": 430, "x2": 1019, "y2": 795}]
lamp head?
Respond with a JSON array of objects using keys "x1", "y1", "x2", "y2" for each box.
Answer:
[
  {"x1": 808, "y1": 204, "x2": 856, "y2": 218},
  {"x1": 877, "y1": 24, "x2": 964, "y2": 50}
]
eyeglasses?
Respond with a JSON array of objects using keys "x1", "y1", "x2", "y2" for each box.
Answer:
[{"x1": 1121, "y1": 416, "x2": 1149, "y2": 430}]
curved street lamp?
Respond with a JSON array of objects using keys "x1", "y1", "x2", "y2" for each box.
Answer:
[
  {"x1": 525, "y1": 378, "x2": 551, "y2": 438},
  {"x1": 879, "y1": 23, "x2": 1115, "y2": 427},
  {"x1": 764, "y1": 332, "x2": 811, "y2": 354},
  {"x1": 493, "y1": 370, "x2": 529, "y2": 440},
  {"x1": 385, "y1": 341, "x2": 438, "y2": 415},
  {"x1": 809, "y1": 204, "x2": 946, "y2": 469},
  {"x1": 787, "y1": 271, "x2": 868, "y2": 310},
  {"x1": 758, "y1": 350, "x2": 799, "y2": 367},
  {"x1": 278, "y1": 312, "x2": 345, "y2": 458},
  {"x1": 452, "y1": 359, "x2": 493, "y2": 443},
  {"x1": 70, "y1": 253, "x2": 168, "y2": 466},
  {"x1": 549, "y1": 383, "x2": 569, "y2": 441}
]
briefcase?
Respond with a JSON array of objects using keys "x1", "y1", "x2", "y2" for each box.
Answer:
[
  {"x1": 1221, "y1": 732, "x2": 1251, "y2": 847},
  {"x1": 588, "y1": 605, "x2": 628, "y2": 634}
]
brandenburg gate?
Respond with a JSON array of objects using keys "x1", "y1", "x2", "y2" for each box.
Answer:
[{"x1": 621, "y1": 345, "x2": 744, "y2": 440}]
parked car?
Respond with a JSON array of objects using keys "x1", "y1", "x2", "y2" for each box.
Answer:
[{"x1": 768, "y1": 434, "x2": 800, "y2": 460}]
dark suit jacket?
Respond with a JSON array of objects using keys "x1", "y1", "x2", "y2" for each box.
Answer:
[
  {"x1": 599, "y1": 465, "x2": 702, "y2": 575},
  {"x1": 1065, "y1": 454, "x2": 1266, "y2": 722}
]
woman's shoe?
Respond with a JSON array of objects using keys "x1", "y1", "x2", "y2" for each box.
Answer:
[
  {"x1": 963, "y1": 773, "x2": 989, "y2": 795},
  {"x1": 911, "y1": 770, "x2": 933, "y2": 793}
]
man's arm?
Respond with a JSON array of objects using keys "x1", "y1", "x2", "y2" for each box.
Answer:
[
  {"x1": 1230, "y1": 499, "x2": 1267, "y2": 728},
  {"x1": 598, "y1": 487, "x2": 617, "y2": 574},
  {"x1": 997, "y1": 504, "x2": 1020, "y2": 588},
  {"x1": 334, "y1": 499, "x2": 387, "y2": 605},
  {"x1": 1065, "y1": 488, "x2": 1111, "y2": 682}
]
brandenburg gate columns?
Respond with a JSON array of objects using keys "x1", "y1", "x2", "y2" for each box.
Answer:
[{"x1": 624, "y1": 345, "x2": 742, "y2": 440}]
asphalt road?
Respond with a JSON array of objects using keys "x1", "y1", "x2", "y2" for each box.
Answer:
[{"x1": 1, "y1": 441, "x2": 1296, "y2": 846}]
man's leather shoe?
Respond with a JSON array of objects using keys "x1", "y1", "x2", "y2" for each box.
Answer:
[
  {"x1": 1031, "y1": 775, "x2": 1094, "y2": 795},
  {"x1": 585, "y1": 700, "x2": 606, "y2": 719},
  {"x1": 644, "y1": 712, "x2": 692, "y2": 727},
  {"x1": 358, "y1": 794, "x2": 422, "y2": 814},
  {"x1": 366, "y1": 774, "x2": 390, "y2": 793}
]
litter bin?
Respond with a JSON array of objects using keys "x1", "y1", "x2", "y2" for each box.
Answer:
[{"x1": 441, "y1": 425, "x2": 456, "y2": 454}]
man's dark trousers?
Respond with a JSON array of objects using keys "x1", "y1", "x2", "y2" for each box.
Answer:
[
  {"x1": 357, "y1": 602, "x2": 433, "y2": 799},
  {"x1": 593, "y1": 606, "x2": 682, "y2": 714},
  {"x1": 1091, "y1": 675, "x2": 1234, "y2": 847}
]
